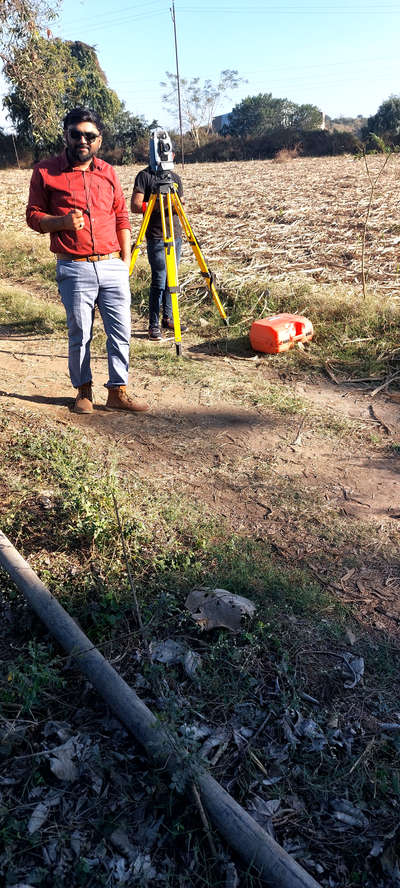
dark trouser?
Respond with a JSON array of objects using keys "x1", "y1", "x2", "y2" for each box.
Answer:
[{"x1": 146, "y1": 237, "x2": 182, "y2": 329}]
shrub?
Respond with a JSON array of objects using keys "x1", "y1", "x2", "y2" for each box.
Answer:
[{"x1": 273, "y1": 146, "x2": 300, "y2": 163}]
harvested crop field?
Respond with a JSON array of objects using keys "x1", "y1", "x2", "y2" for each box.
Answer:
[
  {"x1": 122, "y1": 154, "x2": 398, "y2": 290},
  {"x1": 2, "y1": 154, "x2": 400, "y2": 290}
]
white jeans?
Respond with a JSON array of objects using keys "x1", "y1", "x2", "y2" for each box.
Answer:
[{"x1": 56, "y1": 258, "x2": 131, "y2": 388}]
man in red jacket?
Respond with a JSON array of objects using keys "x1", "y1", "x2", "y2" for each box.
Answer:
[{"x1": 26, "y1": 107, "x2": 149, "y2": 415}]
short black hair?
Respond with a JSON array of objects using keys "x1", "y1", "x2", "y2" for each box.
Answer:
[{"x1": 63, "y1": 107, "x2": 104, "y2": 133}]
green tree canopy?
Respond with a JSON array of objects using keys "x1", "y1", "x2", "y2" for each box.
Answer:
[
  {"x1": 102, "y1": 106, "x2": 149, "y2": 163},
  {"x1": 1, "y1": 2, "x2": 148, "y2": 161},
  {"x1": 4, "y1": 37, "x2": 122, "y2": 152},
  {"x1": 364, "y1": 95, "x2": 400, "y2": 138},
  {"x1": 4, "y1": 36, "x2": 74, "y2": 148},
  {"x1": 66, "y1": 41, "x2": 121, "y2": 122},
  {"x1": 228, "y1": 93, "x2": 322, "y2": 137},
  {"x1": 227, "y1": 93, "x2": 278, "y2": 137}
]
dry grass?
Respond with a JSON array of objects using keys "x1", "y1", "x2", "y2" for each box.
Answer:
[
  {"x1": 3, "y1": 155, "x2": 400, "y2": 294},
  {"x1": 118, "y1": 155, "x2": 400, "y2": 291},
  {"x1": 273, "y1": 147, "x2": 300, "y2": 163}
]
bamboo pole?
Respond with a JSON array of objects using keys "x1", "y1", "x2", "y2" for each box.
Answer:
[{"x1": 0, "y1": 530, "x2": 321, "y2": 888}]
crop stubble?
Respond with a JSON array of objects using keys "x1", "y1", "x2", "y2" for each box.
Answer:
[{"x1": 2, "y1": 155, "x2": 399, "y2": 290}]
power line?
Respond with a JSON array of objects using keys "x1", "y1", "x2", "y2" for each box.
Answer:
[
  {"x1": 59, "y1": 0, "x2": 165, "y2": 28},
  {"x1": 242, "y1": 56, "x2": 400, "y2": 75},
  {"x1": 55, "y1": 7, "x2": 168, "y2": 36},
  {"x1": 178, "y1": 3, "x2": 400, "y2": 12},
  {"x1": 112, "y1": 55, "x2": 399, "y2": 84}
]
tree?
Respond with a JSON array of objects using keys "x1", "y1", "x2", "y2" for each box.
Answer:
[
  {"x1": 364, "y1": 95, "x2": 400, "y2": 138},
  {"x1": 0, "y1": 1, "x2": 63, "y2": 149},
  {"x1": 228, "y1": 93, "x2": 322, "y2": 137},
  {"x1": 228, "y1": 93, "x2": 280, "y2": 137},
  {"x1": 66, "y1": 41, "x2": 121, "y2": 124},
  {"x1": 0, "y1": 0, "x2": 58, "y2": 44},
  {"x1": 103, "y1": 106, "x2": 149, "y2": 163},
  {"x1": 1, "y1": 3, "x2": 147, "y2": 159},
  {"x1": 0, "y1": 0, "x2": 59, "y2": 81},
  {"x1": 161, "y1": 69, "x2": 244, "y2": 146},
  {"x1": 4, "y1": 35, "x2": 74, "y2": 149},
  {"x1": 4, "y1": 37, "x2": 122, "y2": 153},
  {"x1": 1, "y1": 1, "x2": 125, "y2": 154},
  {"x1": 288, "y1": 103, "x2": 322, "y2": 129}
]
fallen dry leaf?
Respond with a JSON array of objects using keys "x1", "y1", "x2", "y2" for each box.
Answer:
[
  {"x1": 185, "y1": 586, "x2": 256, "y2": 632},
  {"x1": 149, "y1": 639, "x2": 185, "y2": 665},
  {"x1": 49, "y1": 739, "x2": 79, "y2": 782},
  {"x1": 28, "y1": 793, "x2": 61, "y2": 834}
]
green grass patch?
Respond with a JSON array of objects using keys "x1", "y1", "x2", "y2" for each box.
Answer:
[
  {"x1": 173, "y1": 265, "x2": 400, "y2": 381},
  {"x1": 0, "y1": 282, "x2": 65, "y2": 333},
  {"x1": 1, "y1": 418, "x2": 400, "y2": 887},
  {"x1": 0, "y1": 420, "x2": 337, "y2": 663},
  {"x1": 2, "y1": 234, "x2": 399, "y2": 389},
  {"x1": 2, "y1": 640, "x2": 65, "y2": 713},
  {"x1": 0, "y1": 233, "x2": 57, "y2": 289}
]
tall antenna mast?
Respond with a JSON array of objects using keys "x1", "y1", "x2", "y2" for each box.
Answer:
[{"x1": 170, "y1": 0, "x2": 184, "y2": 167}]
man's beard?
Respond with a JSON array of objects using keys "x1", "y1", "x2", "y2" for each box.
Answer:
[{"x1": 67, "y1": 144, "x2": 97, "y2": 165}]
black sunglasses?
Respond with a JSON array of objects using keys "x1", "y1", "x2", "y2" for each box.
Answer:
[{"x1": 68, "y1": 128, "x2": 100, "y2": 143}]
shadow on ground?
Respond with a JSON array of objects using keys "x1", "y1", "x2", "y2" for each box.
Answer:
[{"x1": 187, "y1": 333, "x2": 254, "y2": 358}]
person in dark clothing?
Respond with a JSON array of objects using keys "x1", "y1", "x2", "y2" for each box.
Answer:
[{"x1": 131, "y1": 163, "x2": 186, "y2": 340}]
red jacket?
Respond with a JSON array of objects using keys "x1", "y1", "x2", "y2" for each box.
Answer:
[{"x1": 26, "y1": 152, "x2": 131, "y2": 257}]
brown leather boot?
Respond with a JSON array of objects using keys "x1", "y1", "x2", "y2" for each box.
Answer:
[
  {"x1": 74, "y1": 382, "x2": 93, "y2": 414},
  {"x1": 105, "y1": 385, "x2": 149, "y2": 413}
]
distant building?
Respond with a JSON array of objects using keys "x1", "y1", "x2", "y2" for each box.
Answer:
[{"x1": 212, "y1": 112, "x2": 231, "y2": 133}]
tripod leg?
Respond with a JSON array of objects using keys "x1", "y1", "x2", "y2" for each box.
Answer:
[
  {"x1": 129, "y1": 194, "x2": 157, "y2": 275},
  {"x1": 171, "y1": 192, "x2": 228, "y2": 325},
  {"x1": 159, "y1": 193, "x2": 182, "y2": 356}
]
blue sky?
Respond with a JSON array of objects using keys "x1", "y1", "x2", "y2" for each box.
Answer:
[{"x1": 2, "y1": 1, "x2": 400, "y2": 130}]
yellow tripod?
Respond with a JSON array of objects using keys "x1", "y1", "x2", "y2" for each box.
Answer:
[{"x1": 129, "y1": 173, "x2": 228, "y2": 356}]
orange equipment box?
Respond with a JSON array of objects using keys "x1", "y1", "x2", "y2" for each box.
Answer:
[{"x1": 249, "y1": 313, "x2": 313, "y2": 354}]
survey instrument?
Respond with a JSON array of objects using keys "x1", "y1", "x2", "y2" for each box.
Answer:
[{"x1": 130, "y1": 128, "x2": 228, "y2": 356}]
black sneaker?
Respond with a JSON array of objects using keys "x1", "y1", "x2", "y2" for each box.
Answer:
[
  {"x1": 148, "y1": 326, "x2": 162, "y2": 341},
  {"x1": 162, "y1": 317, "x2": 187, "y2": 332}
]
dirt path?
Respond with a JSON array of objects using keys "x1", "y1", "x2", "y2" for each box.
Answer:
[
  {"x1": 2, "y1": 315, "x2": 400, "y2": 640},
  {"x1": 1, "y1": 323, "x2": 399, "y2": 500}
]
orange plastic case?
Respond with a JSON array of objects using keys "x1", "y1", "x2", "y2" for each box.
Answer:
[{"x1": 249, "y1": 313, "x2": 313, "y2": 354}]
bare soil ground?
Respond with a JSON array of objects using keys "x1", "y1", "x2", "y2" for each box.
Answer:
[
  {"x1": 2, "y1": 157, "x2": 400, "y2": 887},
  {"x1": 1, "y1": 320, "x2": 400, "y2": 634},
  {"x1": 2, "y1": 154, "x2": 400, "y2": 631}
]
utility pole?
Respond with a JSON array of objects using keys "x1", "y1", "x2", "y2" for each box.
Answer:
[{"x1": 170, "y1": 0, "x2": 184, "y2": 167}]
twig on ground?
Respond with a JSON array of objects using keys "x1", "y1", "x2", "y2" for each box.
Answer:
[
  {"x1": 249, "y1": 750, "x2": 269, "y2": 777},
  {"x1": 344, "y1": 376, "x2": 382, "y2": 383},
  {"x1": 324, "y1": 360, "x2": 339, "y2": 384},
  {"x1": 291, "y1": 416, "x2": 306, "y2": 446},
  {"x1": 361, "y1": 147, "x2": 391, "y2": 299},
  {"x1": 371, "y1": 370, "x2": 400, "y2": 397},
  {"x1": 192, "y1": 781, "x2": 219, "y2": 859},
  {"x1": 349, "y1": 738, "x2": 375, "y2": 775},
  {"x1": 230, "y1": 713, "x2": 273, "y2": 772},
  {"x1": 369, "y1": 404, "x2": 393, "y2": 435}
]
